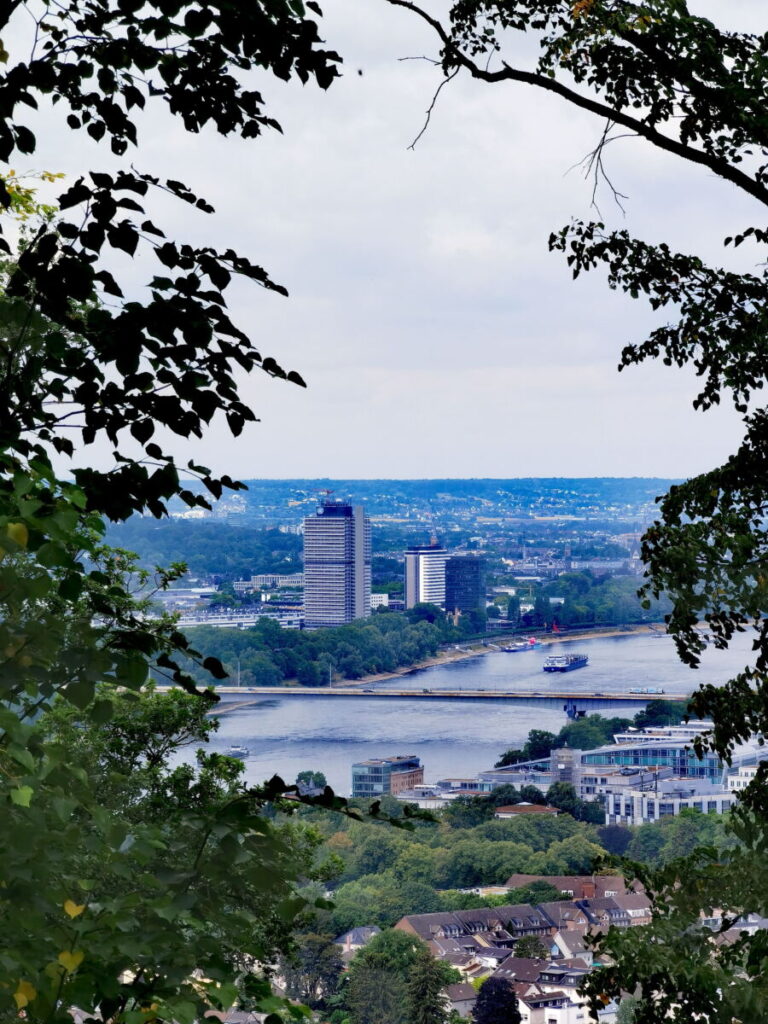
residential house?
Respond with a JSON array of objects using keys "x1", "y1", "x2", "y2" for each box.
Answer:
[
  {"x1": 574, "y1": 896, "x2": 648, "y2": 932},
  {"x1": 504, "y1": 875, "x2": 638, "y2": 899},
  {"x1": 444, "y1": 982, "x2": 477, "y2": 1018},
  {"x1": 334, "y1": 925, "x2": 381, "y2": 964}
]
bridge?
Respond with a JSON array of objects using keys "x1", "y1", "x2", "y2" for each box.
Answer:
[{"x1": 172, "y1": 686, "x2": 688, "y2": 715}]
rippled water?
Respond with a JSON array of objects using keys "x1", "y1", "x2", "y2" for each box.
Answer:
[{"x1": 200, "y1": 631, "x2": 755, "y2": 795}]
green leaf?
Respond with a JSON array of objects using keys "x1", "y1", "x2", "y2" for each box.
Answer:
[{"x1": 10, "y1": 786, "x2": 34, "y2": 807}]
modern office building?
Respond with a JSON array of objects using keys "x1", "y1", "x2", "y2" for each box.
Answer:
[
  {"x1": 303, "y1": 501, "x2": 371, "y2": 628},
  {"x1": 404, "y1": 543, "x2": 447, "y2": 608},
  {"x1": 351, "y1": 755, "x2": 424, "y2": 798},
  {"x1": 605, "y1": 779, "x2": 736, "y2": 826},
  {"x1": 445, "y1": 555, "x2": 486, "y2": 613}
]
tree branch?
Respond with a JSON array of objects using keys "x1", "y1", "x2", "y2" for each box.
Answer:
[{"x1": 383, "y1": 0, "x2": 768, "y2": 209}]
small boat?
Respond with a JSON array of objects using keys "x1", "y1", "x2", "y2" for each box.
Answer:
[
  {"x1": 227, "y1": 744, "x2": 249, "y2": 759},
  {"x1": 503, "y1": 637, "x2": 540, "y2": 652},
  {"x1": 543, "y1": 654, "x2": 588, "y2": 673}
]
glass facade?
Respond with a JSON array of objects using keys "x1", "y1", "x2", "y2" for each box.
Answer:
[
  {"x1": 351, "y1": 756, "x2": 422, "y2": 798},
  {"x1": 581, "y1": 744, "x2": 722, "y2": 781},
  {"x1": 445, "y1": 556, "x2": 486, "y2": 614}
]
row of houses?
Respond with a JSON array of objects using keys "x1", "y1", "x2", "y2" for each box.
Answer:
[
  {"x1": 388, "y1": 875, "x2": 647, "y2": 1023},
  {"x1": 334, "y1": 871, "x2": 768, "y2": 1023}
]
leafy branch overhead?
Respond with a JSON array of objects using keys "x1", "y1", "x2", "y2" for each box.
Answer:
[
  {"x1": 1, "y1": 0, "x2": 339, "y2": 517},
  {"x1": 384, "y1": 0, "x2": 768, "y2": 1020}
]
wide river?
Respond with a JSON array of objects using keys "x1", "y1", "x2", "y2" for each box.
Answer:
[{"x1": 200, "y1": 632, "x2": 755, "y2": 796}]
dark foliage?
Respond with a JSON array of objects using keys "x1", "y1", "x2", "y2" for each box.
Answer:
[{"x1": 472, "y1": 976, "x2": 521, "y2": 1024}]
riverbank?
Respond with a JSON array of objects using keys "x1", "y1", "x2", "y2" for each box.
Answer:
[{"x1": 323, "y1": 623, "x2": 663, "y2": 689}]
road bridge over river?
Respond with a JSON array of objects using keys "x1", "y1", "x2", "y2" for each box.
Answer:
[{"x1": 157, "y1": 686, "x2": 689, "y2": 715}]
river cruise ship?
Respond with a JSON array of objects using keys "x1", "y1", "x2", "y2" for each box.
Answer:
[{"x1": 543, "y1": 653, "x2": 589, "y2": 672}]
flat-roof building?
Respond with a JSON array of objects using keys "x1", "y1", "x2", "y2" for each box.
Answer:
[
  {"x1": 404, "y1": 544, "x2": 447, "y2": 608},
  {"x1": 445, "y1": 556, "x2": 486, "y2": 614},
  {"x1": 303, "y1": 501, "x2": 371, "y2": 628},
  {"x1": 351, "y1": 755, "x2": 424, "y2": 799}
]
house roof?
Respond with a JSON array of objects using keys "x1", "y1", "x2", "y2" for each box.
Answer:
[
  {"x1": 503, "y1": 874, "x2": 640, "y2": 897},
  {"x1": 491, "y1": 956, "x2": 550, "y2": 984},
  {"x1": 494, "y1": 804, "x2": 559, "y2": 815},
  {"x1": 397, "y1": 903, "x2": 551, "y2": 945},
  {"x1": 611, "y1": 893, "x2": 652, "y2": 913},
  {"x1": 445, "y1": 982, "x2": 477, "y2": 1003},
  {"x1": 537, "y1": 901, "x2": 589, "y2": 929},
  {"x1": 334, "y1": 925, "x2": 381, "y2": 946}
]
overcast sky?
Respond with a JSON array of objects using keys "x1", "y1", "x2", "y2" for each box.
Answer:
[{"x1": 13, "y1": 1, "x2": 766, "y2": 480}]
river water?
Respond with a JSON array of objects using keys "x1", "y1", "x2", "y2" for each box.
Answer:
[{"x1": 202, "y1": 632, "x2": 756, "y2": 795}]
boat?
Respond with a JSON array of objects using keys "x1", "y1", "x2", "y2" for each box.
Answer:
[
  {"x1": 227, "y1": 744, "x2": 249, "y2": 758},
  {"x1": 543, "y1": 654, "x2": 588, "y2": 672},
  {"x1": 503, "y1": 637, "x2": 541, "y2": 652},
  {"x1": 629, "y1": 687, "x2": 666, "y2": 695}
]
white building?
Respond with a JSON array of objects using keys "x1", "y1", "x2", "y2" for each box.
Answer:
[
  {"x1": 370, "y1": 592, "x2": 390, "y2": 609},
  {"x1": 605, "y1": 778, "x2": 736, "y2": 826},
  {"x1": 728, "y1": 764, "x2": 760, "y2": 791},
  {"x1": 233, "y1": 573, "x2": 304, "y2": 593},
  {"x1": 404, "y1": 543, "x2": 447, "y2": 608},
  {"x1": 303, "y1": 502, "x2": 371, "y2": 628}
]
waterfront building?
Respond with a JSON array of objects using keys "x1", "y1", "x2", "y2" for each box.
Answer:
[
  {"x1": 445, "y1": 555, "x2": 486, "y2": 614},
  {"x1": 579, "y1": 740, "x2": 723, "y2": 782},
  {"x1": 404, "y1": 543, "x2": 447, "y2": 608},
  {"x1": 605, "y1": 778, "x2": 736, "y2": 826},
  {"x1": 729, "y1": 764, "x2": 760, "y2": 790},
  {"x1": 351, "y1": 754, "x2": 423, "y2": 798},
  {"x1": 303, "y1": 501, "x2": 371, "y2": 628}
]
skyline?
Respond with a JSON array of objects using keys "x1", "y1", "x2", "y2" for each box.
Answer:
[{"x1": 16, "y1": 0, "x2": 758, "y2": 480}]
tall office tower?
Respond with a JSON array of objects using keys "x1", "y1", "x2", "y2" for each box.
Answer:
[
  {"x1": 404, "y1": 543, "x2": 447, "y2": 609},
  {"x1": 445, "y1": 556, "x2": 486, "y2": 614},
  {"x1": 303, "y1": 501, "x2": 371, "y2": 628}
]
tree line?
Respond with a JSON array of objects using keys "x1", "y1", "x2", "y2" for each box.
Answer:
[
  {"x1": 182, "y1": 611, "x2": 445, "y2": 686},
  {"x1": 105, "y1": 520, "x2": 303, "y2": 581}
]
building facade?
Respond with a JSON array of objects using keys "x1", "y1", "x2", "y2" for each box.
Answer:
[
  {"x1": 303, "y1": 502, "x2": 371, "y2": 628},
  {"x1": 404, "y1": 544, "x2": 447, "y2": 608},
  {"x1": 351, "y1": 755, "x2": 424, "y2": 798},
  {"x1": 605, "y1": 780, "x2": 736, "y2": 826},
  {"x1": 445, "y1": 556, "x2": 486, "y2": 614}
]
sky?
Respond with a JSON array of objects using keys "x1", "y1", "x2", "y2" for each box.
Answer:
[{"x1": 9, "y1": 1, "x2": 766, "y2": 480}]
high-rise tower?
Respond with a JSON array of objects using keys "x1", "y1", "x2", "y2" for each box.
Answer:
[
  {"x1": 404, "y1": 543, "x2": 447, "y2": 609},
  {"x1": 445, "y1": 556, "x2": 486, "y2": 615},
  {"x1": 303, "y1": 502, "x2": 371, "y2": 628}
]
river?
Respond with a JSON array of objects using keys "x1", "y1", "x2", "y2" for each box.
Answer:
[{"x1": 199, "y1": 632, "x2": 755, "y2": 795}]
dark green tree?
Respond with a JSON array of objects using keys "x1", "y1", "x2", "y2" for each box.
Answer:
[
  {"x1": 297, "y1": 769, "x2": 329, "y2": 792},
  {"x1": 280, "y1": 933, "x2": 344, "y2": 1009},
  {"x1": 346, "y1": 930, "x2": 427, "y2": 1024},
  {"x1": 545, "y1": 782, "x2": 580, "y2": 817},
  {"x1": 513, "y1": 935, "x2": 550, "y2": 961},
  {"x1": 519, "y1": 785, "x2": 546, "y2": 805},
  {"x1": 404, "y1": 946, "x2": 452, "y2": 1024},
  {"x1": 471, "y1": 976, "x2": 521, "y2": 1024}
]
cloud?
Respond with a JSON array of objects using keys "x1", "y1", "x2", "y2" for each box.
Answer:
[{"x1": 6, "y1": 0, "x2": 755, "y2": 479}]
